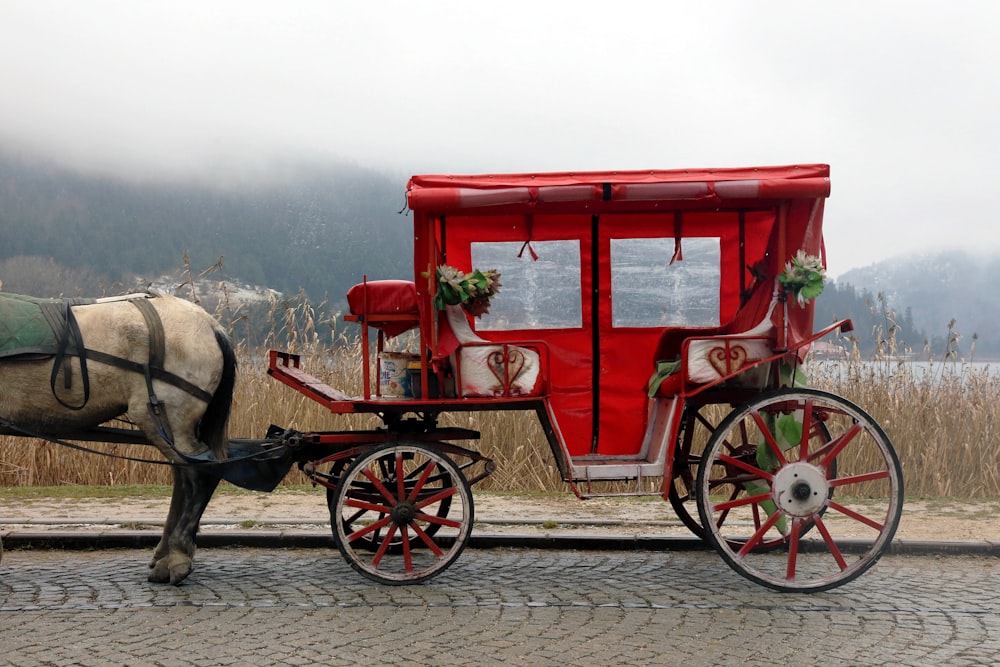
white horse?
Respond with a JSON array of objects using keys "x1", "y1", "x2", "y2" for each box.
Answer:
[{"x1": 0, "y1": 292, "x2": 237, "y2": 584}]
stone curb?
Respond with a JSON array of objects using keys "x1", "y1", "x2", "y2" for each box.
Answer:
[{"x1": 2, "y1": 528, "x2": 998, "y2": 556}]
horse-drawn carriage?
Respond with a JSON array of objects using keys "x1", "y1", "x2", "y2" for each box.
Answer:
[{"x1": 0, "y1": 163, "x2": 903, "y2": 593}]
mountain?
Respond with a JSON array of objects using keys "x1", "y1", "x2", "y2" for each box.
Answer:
[
  {"x1": 833, "y1": 251, "x2": 1000, "y2": 359},
  {"x1": 0, "y1": 151, "x2": 413, "y2": 309}
]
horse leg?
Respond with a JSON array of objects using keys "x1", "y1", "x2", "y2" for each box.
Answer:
[{"x1": 148, "y1": 463, "x2": 221, "y2": 585}]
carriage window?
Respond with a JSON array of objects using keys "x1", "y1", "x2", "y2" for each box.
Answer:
[
  {"x1": 471, "y1": 240, "x2": 582, "y2": 330},
  {"x1": 610, "y1": 237, "x2": 721, "y2": 327}
]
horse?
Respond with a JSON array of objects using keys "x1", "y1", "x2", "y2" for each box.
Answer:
[{"x1": 0, "y1": 292, "x2": 237, "y2": 584}]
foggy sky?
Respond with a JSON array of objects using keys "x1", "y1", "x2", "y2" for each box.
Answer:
[{"x1": 1, "y1": 0, "x2": 997, "y2": 275}]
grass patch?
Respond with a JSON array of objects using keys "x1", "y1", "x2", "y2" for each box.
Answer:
[{"x1": 0, "y1": 485, "x2": 175, "y2": 500}]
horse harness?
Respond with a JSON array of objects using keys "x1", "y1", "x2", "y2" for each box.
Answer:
[{"x1": 41, "y1": 295, "x2": 214, "y2": 446}]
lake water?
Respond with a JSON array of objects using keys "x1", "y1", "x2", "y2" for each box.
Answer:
[{"x1": 808, "y1": 359, "x2": 1000, "y2": 384}]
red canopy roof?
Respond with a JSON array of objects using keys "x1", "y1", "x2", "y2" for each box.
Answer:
[{"x1": 407, "y1": 164, "x2": 830, "y2": 214}]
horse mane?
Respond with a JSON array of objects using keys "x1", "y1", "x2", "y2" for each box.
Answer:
[{"x1": 198, "y1": 327, "x2": 237, "y2": 459}]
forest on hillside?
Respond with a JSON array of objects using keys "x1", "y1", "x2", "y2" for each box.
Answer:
[{"x1": 0, "y1": 152, "x2": 412, "y2": 305}]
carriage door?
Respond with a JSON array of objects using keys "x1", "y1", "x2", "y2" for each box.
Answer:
[{"x1": 593, "y1": 215, "x2": 722, "y2": 456}]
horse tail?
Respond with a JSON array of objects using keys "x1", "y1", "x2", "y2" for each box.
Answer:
[{"x1": 199, "y1": 327, "x2": 237, "y2": 460}]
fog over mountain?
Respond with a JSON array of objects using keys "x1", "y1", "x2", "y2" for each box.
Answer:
[{"x1": 834, "y1": 251, "x2": 1000, "y2": 359}]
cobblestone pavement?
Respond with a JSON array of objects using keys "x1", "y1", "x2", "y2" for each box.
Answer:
[{"x1": 2, "y1": 547, "x2": 999, "y2": 666}]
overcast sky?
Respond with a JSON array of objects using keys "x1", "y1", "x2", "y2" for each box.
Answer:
[{"x1": 1, "y1": 1, "x2": 997, "y2": 275}]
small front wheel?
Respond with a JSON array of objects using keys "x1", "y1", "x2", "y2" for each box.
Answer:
[
  {"x1": 331, "y1": 442, "x2": 474, "y2": 584},
  {"x1": 696, "y1": 388, "x2": 903, "y2": 593}
]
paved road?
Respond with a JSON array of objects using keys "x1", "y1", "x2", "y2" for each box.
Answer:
[{"x1": 2, "y1": 547, "x2": 998, "y2": 666}]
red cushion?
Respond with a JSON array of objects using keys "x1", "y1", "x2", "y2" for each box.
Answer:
[
  {"x1": 346, "y1": 280, "x2": 419, "y2": 337},
  {"x1": 347, "y1": 280, "x2": 418, "y2": 316}
]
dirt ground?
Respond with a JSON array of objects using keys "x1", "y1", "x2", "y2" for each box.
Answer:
[{"x1": 1, "y1": 489, "x2": 998, "y2": 541}]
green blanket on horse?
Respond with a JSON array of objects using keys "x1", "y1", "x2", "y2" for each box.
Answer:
[{"x1": 0, "y1": 293, "x2": 95, "y2": 358}]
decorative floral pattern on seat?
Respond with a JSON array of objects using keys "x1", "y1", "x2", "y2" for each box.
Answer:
[
  {"x1": 649, "y1": 293, "x2": 778, "y2": 397},
  {"x1": 444, "y1": 305, "x2": 541, "y2": 398}
]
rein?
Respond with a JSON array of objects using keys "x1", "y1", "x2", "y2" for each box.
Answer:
[
  {"x1": 0, "y1": 415, "x2": 293, "y2": 469},
  {"x1": 0, "y1": 416, "x2": 173, "y2": 465}
]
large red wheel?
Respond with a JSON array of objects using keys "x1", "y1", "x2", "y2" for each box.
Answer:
[
  {"x1": 696, "y1": 388, "x2": 903, "y2": 592},
  {"x1": 670, "y1": 403, "x2": 834, "y2": 549},
  {"x1": 332, "y1": 442, "x2": 473, "y2": 584}
]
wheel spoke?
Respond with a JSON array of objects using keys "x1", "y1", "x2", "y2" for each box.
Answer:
[
  {"x1": 410, "y1": 522, "x2": 445, "y2": 556},
  {"x1": 712, "y1": 491, "x2": 772, "y2": 513},
  {"x1": 799, "y1": 400, "x2": 814, "y2": 459},
  {"x1": 811, "y1": 423, "x2": 862, "y2": 468},
  {"x1": 828, "y1": 469, "x2": 890, "y2": 488},
  {"x1": 718, "y1": 453, "x2": 773, "y2": 481},
  {"x1": 407, "y1": 460, "x2": 437, "y2": 502},
  {"x1": 347, "y1": 514, "x2": 394, "y2": 542},
  {"x1": 395, "y1": 453, "x2": 406, "y2": 502},
  {"x1": 362, "y1": 468, "x2": 399, "y2": 504},
  {"x1": 414, "y1": 485, "x2": 457, "y2": 511},
  {"x1": 400, "y1": 524, "x2": 413, "y2": 573},
  {"x1": 812, "y1": 515, "x2": 848, "y2": 570},
  {"x1": 751, "y1": 410, "x2": 787, "y2": 467},
  {"x1": 736, "y1": 510, "x2": 784, "y2": 557},
  {"x1": 827, "y1": 500, "x2": 885, "y2": 531},
  {"x1": 344, "y1": 497, "x2": 392, "y2": 514},
  {"x1": 370, "y1": 523, "x2": 399, "y2": 567},
  {"x1": 785, "y1": 518, "x2": 802, "y2": 580},
  {"x1": 415, "y1": 511, "x2": 462, "y2": 529}
]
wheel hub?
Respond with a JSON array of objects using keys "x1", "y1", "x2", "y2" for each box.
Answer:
[
  {"x1": 772, "y1": 462, "x2": 828, "y2": 517},
  {"x1": 390, "y1": 501, "x2": 417, "y2": 525}
]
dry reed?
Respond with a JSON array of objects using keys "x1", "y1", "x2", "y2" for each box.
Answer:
[{"x1": 2, "y1": 288, "x2": 999, "y2": 499}]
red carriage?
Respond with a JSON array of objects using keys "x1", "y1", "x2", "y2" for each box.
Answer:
[{"x1": 269, "y1": 163, "x2": 903, "y2": 592}]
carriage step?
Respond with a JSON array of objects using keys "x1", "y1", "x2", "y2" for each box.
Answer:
[
  {"x1": 569, "y1": 459, "x2": 664, "y2": 482},
  {"x1": 267, "y1": 352, "x2": 351, "y2": 403}
]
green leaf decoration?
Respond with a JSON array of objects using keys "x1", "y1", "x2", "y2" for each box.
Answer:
[{"x1": 775, "y1": 414, "x2": 803, "y2": 448}]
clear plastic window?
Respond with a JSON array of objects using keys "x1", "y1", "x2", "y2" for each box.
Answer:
[
  {"x1": 610, "y1": 237, "x2": 721, "y2": 327},
  {"x1": 471, "y1": 240, "x2": 583, "y2": 330}
]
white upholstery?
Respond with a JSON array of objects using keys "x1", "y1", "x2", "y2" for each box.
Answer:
[
  {"x1": 686, "y1": 300, "x2": 777, "y2": 384},
  {"x1": 444, "y1": 305, "x2": 540, "y2": 397}
]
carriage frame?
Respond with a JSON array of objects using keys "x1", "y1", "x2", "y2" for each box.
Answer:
[{"x1": 264, "y1": 163, "x2": 904, "y2": 592}]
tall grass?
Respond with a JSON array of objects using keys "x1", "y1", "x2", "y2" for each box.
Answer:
[{"x1": 1, "y1": 286, "x2": 998, "y2": 498}]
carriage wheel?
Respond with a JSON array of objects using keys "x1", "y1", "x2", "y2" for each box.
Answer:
[
  {"x1": 332, "y1": 441, "x2": 473, "y2": 584},
  {"x1": 326, "y1": 454, "x2": 453, "y2": 552},
  {"x1": 671, "y1": 404, "x2": 835, "y2": 548},
  {"x1": 696, "y1": 388, "x2": 903, "y2": 592},
  {"x1": 667, "y1": 409, "x2": 712, "y2": 539}
]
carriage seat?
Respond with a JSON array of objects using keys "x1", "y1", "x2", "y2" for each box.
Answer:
[
  {"x1": 649, "y1": 279, "x2": 778, "y2": 397},
  {"x1": 441, "y1": 305, "x2": 543, "y2": 398},
  {"x1": 345, "y1": 279, "x2": 419, "y2": 338}
]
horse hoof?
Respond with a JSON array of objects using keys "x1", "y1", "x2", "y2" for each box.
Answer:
[
  {"x1": 169, "y1": 564, "x2": 193, "y2": 586},
  {"x1": 148, "y1": 563, "x2": 171, "y2": 584},
  {"x1": 148, "y1": 554, "x2": 193, "y2": 585}
]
